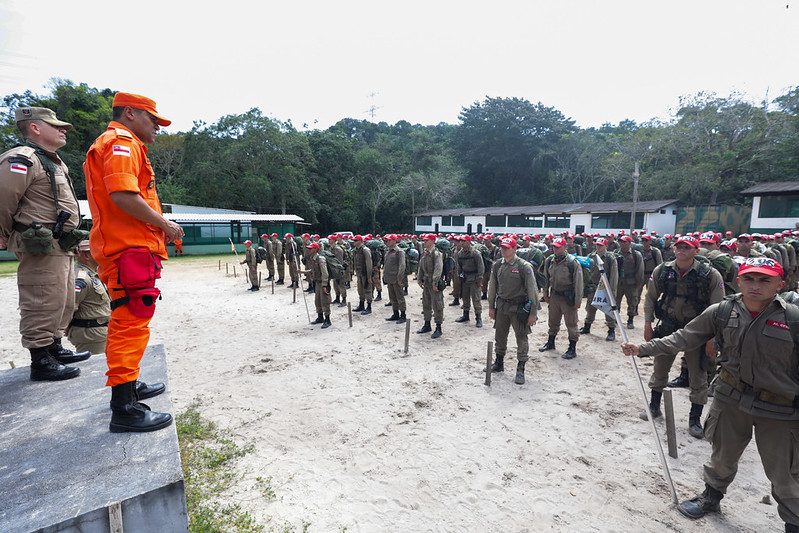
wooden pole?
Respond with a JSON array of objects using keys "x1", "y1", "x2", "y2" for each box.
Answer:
[
  {"x1": 404, "y1": 319, "x2": 411, "y2": 353},
  {"x1": 293, "y1": 285, "x2": 296, "y2": 303},
  {"x1": 226, "y1": 263, "x2": 229, "y2": 274},
  {"x1": 485, "y1": 341, "x2": 493, "y2": 386},
  {"x1": 259, "y1": 271, "x2": 262, "y2": 287},
  {"x1": 233, "y1": 265, "x2": 237, "y2": 278},
  {"x1": 218, "y1": 260, "x2": 221, "y2": 270},
  {"x1": 663, "y1": 389, "x2": 678, "y2": 459},
  {"x1": 271, "y1": 278, "x2": 275, "y2": 294},
  {"x1": 347, "y1": 302, "x2": 353, "y2": 328}
]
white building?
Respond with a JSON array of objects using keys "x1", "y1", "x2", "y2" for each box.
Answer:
[{"x1": 741, "y1": 182, "x2": 799, "y2": 233}]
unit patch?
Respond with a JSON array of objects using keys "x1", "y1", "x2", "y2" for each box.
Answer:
[{"x1": 112, "y1": 145, "x2": 131, "y2": 157}]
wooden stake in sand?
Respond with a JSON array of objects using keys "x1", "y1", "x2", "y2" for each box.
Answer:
[
  {"x1": 108, "y1": 502, "x2": 123, "y2": 533},
  {"x1": 663, "y1": 389, "x2": 678, "y2": 458},
  {"x1": 293, "y1": 285, "x2": 296, "y2": 303},
  {"x1": 8, "y1": 361, "x2": 16, "y2": 369},
  {"x1": 258, "y1": 271, "x2": 262, "y2": 287},
  {"x1": 218, "y1": 260, "x2": 221, "y2": 270},
  {"x1": 233, "y1": 265, "x2": 237, "y2": 278},
  {"x1": 404, "y1": 319, "x2": 411, "y2": 353},
  {"x1": 271, "y1": 278, "x2": 275, "y2": 294},
  {"x1": 485, "y1": 341, "x2": 493, "y2": 386},
  {"x1": 347, "y1": 302, "x2": 353, "y2": 328},
  {"x1": 226, "y1": 263, "x2": 229, "y2": 274}
]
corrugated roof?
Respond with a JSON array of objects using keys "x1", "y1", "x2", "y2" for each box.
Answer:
[
  {"x1": 77, "y1": 200, "x2": 303, "y2": 222},
  {"x1": 740, "y1": 182, "x2": 799, "y2": 195},
  {"x1": 415, "y1": 199, "x2": 679, "y2": 217}
]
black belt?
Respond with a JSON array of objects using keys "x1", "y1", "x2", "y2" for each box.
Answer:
[
  {"x1": 69, "y1": 318, "x2": 108, "y2": 328},
  {"x1": 718, "y1": 368, "x2": 796, "y2": 407},
  {"x1": 13, "y1": 221, "x2": 54, "y2": 233}
]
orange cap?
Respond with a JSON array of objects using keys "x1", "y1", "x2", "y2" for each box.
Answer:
[{"x1": 112, "y1": 92, "x2": 171, "y2": 126}]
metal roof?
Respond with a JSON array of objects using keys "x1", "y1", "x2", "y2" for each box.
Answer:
[
  {"x1": 414, "y1": 199, "x2": 679, "y2": 217},
  {"x1": 740, "y1": 182, "x2": 799, "y2": 196},
  {"x1": 77, "y1": 200, "x2": 303, "y2": 223}
]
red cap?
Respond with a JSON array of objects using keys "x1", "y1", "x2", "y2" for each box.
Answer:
[
  {"x1": 302, "y1": 233, "x2": 311, "y2": 238},
  {"x1": 675, "y1": 235, "x2": 699, "y2": 248},
  {"x1": 641, "y1": 234, "x2": 652, "y2": 241},
  {"x1": 595, "y1": 237, "x2": 608, "y2": 246},
  {"x1": 307, "y1": 242, "x2": 319, "y2": 250},
  {"x1": 664, "y1": 234, "x2": 672, "y2": 239},
  {"x1": 738, "y1": 257, "x2": 784, "y2": 278},
  {"x1": 720, "y1": 240, "x2": 738, "y2": 252},
  {"x1": 552, "y1": 238, "x2": 567, "y2": 247},
  {"x1": 112, "y1": 92, "x2": 171, "y2": 126},
  {"x1": 243, "y1": 240, "x2": 252, "y2": 245},
  {"x1": 328, "y1": 234, "x2": 338, "y2": 240},
  {"x1": 284, "y1": 233, "x2": 294, "y2": 239},
  {"x1": 700, "y1": 232, "x2": 719, "y2": 244},
  {"x1": 726, "y1": 231, "x2": 734, "y2": 237},
  {"x1": 461, "y1": 235, "x2": 472, "y2": 242},
  {"x1": 385, "y1": 234, "x2": 397, "y2": 241},
  {"x1": 260, "y1": 234, "x2": 268, "y2": 239},
  {"x1": 271, "y1": 233, "x2": 278, "y2": 237},
  {"x1": 354, "y1": 235, "x2": 364, "y2": 241},
  {"x1": 500, "y1": 237, "x2": 517, "y2": 248},
  {"x1": 619, "y1": 235, "x2": 632, "y2": 243},
  {"x1": 422, "y1": 233, "x2": 436, "y2": 241}
]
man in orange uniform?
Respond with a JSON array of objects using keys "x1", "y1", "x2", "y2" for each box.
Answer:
[{"x1": 84, "y1": 93, "x2": 184, "y2": 433}]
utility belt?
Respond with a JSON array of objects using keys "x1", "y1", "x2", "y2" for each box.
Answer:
[
  {"x1": 69, "y1": 318, "x2": 108, "y2": 328},
  {"x1": 13, "y1": 221, "x2": 89, "y2": 254},
  {"x1": 552, "y1": 288, "x2": 576, "y2": 307},
  {"x1": 719, "y1": 368, "x2": 797, "y2": 408},
  {"x1": 497, "y1": 296, "x2": 525, "y2": 305}
]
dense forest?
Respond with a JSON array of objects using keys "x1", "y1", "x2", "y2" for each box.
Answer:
[{"x1": 2, "y1": 79, "x2": 797, "y2": 234}]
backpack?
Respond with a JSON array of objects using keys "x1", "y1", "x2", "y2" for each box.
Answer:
[
  {"x1": 608, "y1": 250, "x2": 625, "y2": 279},
  {"x1": 544, "y1": 254, "x2": 588, "y2": 296},
  {"x1": 256, "y1": 246, "x2": 267, "y2": 264},
  {"x1": 714, "y1": 295, "x2": 799, "y2": 351},
  {"x1": 653, "y1": 260, "x2": 714, "y2": 320},
  {"x1": 406, "y1": 247, "x2": 420, "y2": 265},
  {"x1": 365, "y1": 239, "x2": 386, "y2": 268},
  {"x1": 320, "y1": 249, "x2": 345, "y2": 280},
  {"x1": 472, "y1": 242, "x2": 493, "y2": 272}
]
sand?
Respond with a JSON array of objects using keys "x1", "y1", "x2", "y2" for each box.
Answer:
[{"x1": 0, "y1": 256, "x2": 785, "y2": 532}]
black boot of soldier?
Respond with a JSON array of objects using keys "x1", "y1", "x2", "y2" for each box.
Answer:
[
  {"x1": 431, "y1": 323, "x2": 442, "y2": 339},
  {"x1": 339, "y1": 296, "x2": 347, "y2": 307},
  {"x1": 50, "y1": 338, "x2": 91, "y2": 364},
  {"x1": 514, "y1": 361, "x2": 526, "y2": 384},
  {"x1": 668, "y1": 366, "x2": 690, "y2": 388},
  {"x1": 397, "y1": 311, "x2": 407, "y2": 324},
  {"x1": 386, "y1": 311, "x2": 399, "y2": 321},
  {"x1": 786, "y1": 522, "x2": 799, "y2": 533},
  {"x1": 562, "y1": 340, "x2": 577, "y2": 359},
  {"x1": 361, "y1": 302, "x2": 372, "y2": 315},
  {"x1": 321, "y1": 315, "x2": 331, "y2": 329},
  {"x1": 332, "y1": 296, "x2": 340, "y2": 304},
  {"x1": 311, "y1": 313, "x2": 324, "y2": 325},
  {"x1": 354, "y1": 300, "x2": 365, "y2": 312},
  {"x1": 449, "y1": 298, "x2": 460, "y2": 307},
  {"x1": 455, "y1": 310, "x2": 470, "y2": 323},
  {"x1": 404, "y1": 286, "x2": 408, "y2": 295},
  {"x1": 606, "y1": 328, "x2": 615, "y2": 341},
  {"x1": 30, "y1": 345, "x2": 80, "y2": 381},
  {"x1": 491, "y1": 354, "x2": 504, "y2": 372},
  {"x1": 109, "y1": 381, "x2": 173, "y2": 433},
  {"x1": 475, "y1": 314, "x2": 483, "y2": 328},
  {"x1": 627, "y1": 317, "x2": 635, "y2": 329},
  {"x1": 305, "y1": 282, "x2": 315, "y2": 293},
  {"x1": 136, "y1": 380, "x2": 166, "y2": 400},
  {"x1": 640, "y1": 390, "x2": 663, "y2": 420},
  {"x1": 417, "y1": 321, "x2": 432, "y2": 334},
  {"x1": 375, "y1": 291, "x2": 382, "y2": 301},
  {"x1": 688, "y1": 403, "x2": 704, "y2": 438},
  {"x1": 579, "y1": 323, "x2": 591, "y2": 335},
  {"x1": 539, "y1": 335, "x2": 556, "y2": 352},
  {"x1": 677, "y1": 484, "x2": 723, "y2": 519}
]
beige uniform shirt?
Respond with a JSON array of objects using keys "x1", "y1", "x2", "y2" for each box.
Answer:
[
  {"x1": 488, "y1": 255, "x2": 540, "y2": 315},
  {"x1": 543, "y1": 254, "x2": 584, "y2": 303},
  {"x1": 311, "y1": 253, "x2": 329, "y2": 284},
  {"x1": 644, "y1": 259, "x2": 725, "y2": 324},
  {"x1": 382, "y1": 247, "x2": 406, "y2": 284}
]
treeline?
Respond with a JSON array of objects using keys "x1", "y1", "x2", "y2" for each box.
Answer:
[{"x1": 3, "y1": 80, "x2": 797, "y2": 234}]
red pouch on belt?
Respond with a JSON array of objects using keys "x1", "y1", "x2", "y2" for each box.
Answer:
[
  {"x1": 125, "y1": 287, "x2": 162, "y2": 318},
  {"x1": 115, "y1": 248, "x2": 162, "y2": 289}
]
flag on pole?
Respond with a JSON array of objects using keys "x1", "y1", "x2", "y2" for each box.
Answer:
[
  {"x1": 230, "y1": 239, "x2": 236, "y2": 253},
  {"x1": 591, "y1": 278, "x2": 615, "y2": 319}
]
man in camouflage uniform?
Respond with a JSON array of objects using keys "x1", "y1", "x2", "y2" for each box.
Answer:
[
  {"x1": 640, "y1": 236, "x2": 725, "y2": 438},
  {"x1": 448, "y1": 236, "x2": 462, "y2": 307},
  {"x1": 284, "y1": 233, "x2": 301, "y2": 288},
  {"x1": 615, "y1": 235, "x2": 644, "y2": 329},
  {"x1": 417, "y1": 233, "x2": 444, "y2": 338},
  {"x1": 382, "y1": 234, "x2": 407, "y2": 324},
  {"x1": 69, "y1": 240, "x2": 111, "y2": 354},
  {"x1": 240, "y1": 240, "x2": 259, "y2": 291},
  {"x1": 488, "y1": 237, "x2": 539, "y2": 384},
  {"x1": 271, "y1": 233, "x2": 285, "y2": 284},
  {"x1": 539, "y1": 238, "x2": 584, "y2": 359},
  {"x1": 454, "y1": 235, "x2": 485, "y2": 327},
  {"x1": 260, "y1": 233, "x2": 275, "y2": 281},
  {"x1": 0, "y1": 106, "x2": 90, "y2": 381},
  {"x1": 303, "y1": 242, "x2": 331, "y2": 328},
  {"x1": 329, "y1": 235, "x2": 347, "y2": 306},
  {"x1": 352, "y1": 235, "x2": 373, "y2": 315},
  {"x1": 640, "y1": 234, "x2": 663, "y2": 287},
  {"x1": 580, "y1": 237, "x2": 619, "y2": 341}
]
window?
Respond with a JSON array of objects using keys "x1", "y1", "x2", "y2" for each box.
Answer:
[
  {"x1": 544, "y1": 215, "x2": 570, "y2": 228},
  {"x1": 759, "y1": 195, "x2": 799, "y2": 218},
  {"x1": 441, "y1": 216, "x2": 451, "y2": 226},
  {"x1": 507, "y1": 215, "x2": 543, "y2": 227},
  {"x1": 416, "y1": 216, "x2": 432, "y2": 226},
  {"x1": 486, "y1": 215, "x2": 505, "y2": 226},
  {"x1": 442, "y1": 215, "x2": 464, "y2": 226},
  {"x1": 591, "y1": 213, "x2": 644, "y2": 229}
]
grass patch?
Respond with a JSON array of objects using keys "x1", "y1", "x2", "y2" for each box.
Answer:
[{"x1": 0, "y1": 260, "x2": 19, "y2": 277}]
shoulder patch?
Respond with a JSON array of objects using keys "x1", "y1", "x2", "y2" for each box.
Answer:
[
  {"x1": 7, "y1": 155, "x2": 33, "y2": 166},
  {"x1": 114, "y1": 128, "x2": 133, "y2": 138},
  {"x1": 75, "y1": 279, "x2": 87, "y2": 292}
]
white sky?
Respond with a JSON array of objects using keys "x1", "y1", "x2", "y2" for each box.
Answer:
[{"x1": 1, "y1": 0, "x2": 796, "y2": 133}]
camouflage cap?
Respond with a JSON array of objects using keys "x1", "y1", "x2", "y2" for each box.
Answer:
[{"x1": 15, "y1": 107, "x2": 73, "y2": 131}]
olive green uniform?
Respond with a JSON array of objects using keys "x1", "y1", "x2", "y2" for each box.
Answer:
[
  {"x1": 331, "y1": 243, "x2": 347, "y2": 302},
  {"x1": 543, "y1": 254, "x2": 584, "y2": 341},
  {"x1": 643, "y1": 259, "x2": 725, "y2": 404},
  {"x1": 615, "y1": 248, "x2": 644, "y2": 320},
  {"x1": 0, "y1": 144, "x2": 81, "y2": 350},
  {"x1": 353, "y1": 245, "x2": 373, "y2": 304},
  {"x1": 639, "y1": 296, "x2": 799, "y2": 526},
  {"x1": 418, "y1": 246, "x2": 444, "y2": 324},
  {"x1": 264, "y1": 240, "x2": 276, "y2": 279},
  {"x1": 285, "y1": 238, "x2": 300, "y2": 284},
  {"x1": 584, "y1": 252, "x2": 618, "y2": 329},
  {"x1": 488, "y1": 255, "x2": 539, "y2": 362},
  {"x1": 69, "y1": 262, "x2": 110, "y2": 354},
  {"x1": 450, "y1": 247, "x2": 461, "y2": 299},
  {"x1": 457, "y1": 245, "x2": 485, "y2": 315},
  {"x1": 310, "y1": 252, "x2": 331, "y2": 315},
  {"x1": 273, "y1": 238, "x2": 285, "y2": 283},
  {"x1": 244, "y1": 246, "x2": 258, "y2": 287},
  {"x1": 383, "y1": 246, "x2": 406, "y2": 313}
]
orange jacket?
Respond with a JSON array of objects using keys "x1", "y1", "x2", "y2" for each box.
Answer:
[{"x1": 84, "y1": 121, "x2": 167, "y2": 262}]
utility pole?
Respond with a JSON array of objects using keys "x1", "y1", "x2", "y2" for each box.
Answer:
[
  {"x1": 630, "y1": 162, "x2": 640, "y2": 235},
  {"x1": 365, "y1": 92, "x2": 382, "y2": 121}
]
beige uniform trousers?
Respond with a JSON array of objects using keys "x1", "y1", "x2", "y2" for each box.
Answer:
[
  {"x1": 703, "y1": 398, "x2": 799, "y2": 525},
  {"x1": 547, "y1": 293, "x2": 579, "y2": 341},
  {"x1": 648, "y1": 343, "x2": 708, "y2": 404},
  {"x1": 616, "y1": 283, "x2": 641, "y2": 318},
  {"x1": 68, "y1": 326, "x2": 107, "y2": 354},
  {"x1": 421, "y1": 284, "x2": 444, "y2": 324},
  {"x1": 16, "y1": 251, "x2": 74, "y2": 349},
  {"x1": 357, "y1": 274, "x2": 372, "y2": 303},
  {"x1": 314, "y1": 283, "x2": 331, "y2": 315},
  {"x1": 387, "y1": 282, "x2": 405, "y2": 312},
  {"x1": 493, "y1": 310, "x2": 531, "y2": 362}
]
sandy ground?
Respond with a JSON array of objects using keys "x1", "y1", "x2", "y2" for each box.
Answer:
[{"x1": 0, "y1": 256, "x2": 786, "y2": 532}]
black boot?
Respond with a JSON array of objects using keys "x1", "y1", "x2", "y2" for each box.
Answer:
[
  {"x1": 627, "y1": 317, "x2": 635, "y2": 329},
  {"x1": 677, "y1": 484, "x2": 723, "y2": 519},
  {"x1": 321, "y1": 315, "x2": 331, "y2": 329},
  {"x1": 688, "y1": 403, "x2": 704, "y2": 438},
  {"x1": 579, "y1": 323, "x2": 591, "y2": 335},
  {"x1": 375, "y1": 291, "x2": 382, "y2": 301},
  {"x1": 311, "y1": 313, "x2": 324, "y2": 325},
  {"x1": 514, "y1": 361, "x2": 526, "y2": 384},
  {"x1": 397, "y1": 311, "x2": 407, "y2": 324},
  {"x1": 417, "y1": 321, "x2": 432, "y2": 334},
  {"x1": 339, "y1": 297, "x2": 347, "y2": 307},
  {"x1": 606, "y1": 328, "x2": 616, "y2": 341},
  {"x1": 431, "y1": 323, "x2": 442, "y2": 339},
  {"x1": 786, "y1": 523, "x2": 799, "y2": 533},
  {"x1": 481, "y1": 293, "x2": 487, "y2": 300},
  {"x1": 30, "y1": 345, "x2": 80, "y2": 381},
  {"x1": 332, "y1": 296, "x2": 340, "y2": 304},
  {"x1": 353, "y1": 300, "x2": 365, "y2": 312},
  {"x1": 562, "y1": 340, "x2": 577, "y2": 359},
  {"x1": 276, "y1": 279, "x2": 284, "y2": 285},
  {"x1": 386, "y1": 311, "x2": 399, "y2": 321},
  {"x1": 50, "y1": 338, "x2": 91, "y2": 364},
  {"x1": 266, "y1": 275, "x2": 273, "y2": 281},
  {"x1": 109, "y1": 381, "x2": 173, "y2": 433},
  {"x1": 449, "y1": 298, "x2": 460, "y2": 307},
  {"x1": 455, "y1": 310, "x2": 470, "y2": 323},
  {"x1": 404, "y1": 286, "x2": 408, "y2": 295},
  {"x1": 491, "y1": 354, "x2": 504, "y2": 372},
  {"x1": 361, "y1": 302, "x2": 372, "y2": 315},
  {"x1": 539, "y1": 335, "x2": 556, "y2": 352},
  {"x1": 304, "y1": 283, "x2": 315, "y2": 293},
  {"x1": 136, "y1": 380, "x2": 166, "y2": 400},
  {"x1": 668, "y1": 366, "x2": 690, "y2": 388},
  {"x1": 251, "y1": 285, "x2": 259, "y2": 291},
  {"x1": 475, "y1": 314, "x2": 483, "y2": 328},
  {"x1": 385, "y1": 301, "x2": 393, "y2": 306},
  {"x1": 640, "y1": 390, "x2": 663, "y2": 420}
]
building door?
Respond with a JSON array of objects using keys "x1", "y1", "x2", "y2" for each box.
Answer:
[
  {"x1": 575, "y1": 225, "x2": 585, "y2": 235},
  {"x1": 434, "y1": 223, "x2": 439, "y2": 233},
  {"x1": 467, "y1": 223, "x2": 472, "y2": 234},
  {"x1": 477, "y1": 223, "x2": 483, "y2": 233}
]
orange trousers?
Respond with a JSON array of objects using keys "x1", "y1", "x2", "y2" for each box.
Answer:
[{"x1": 99, "y1": 261, "x2": 154, "y2": 386}]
